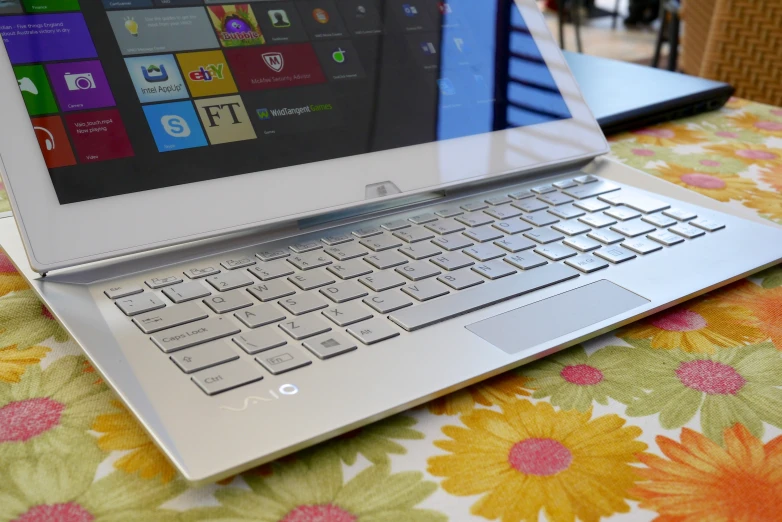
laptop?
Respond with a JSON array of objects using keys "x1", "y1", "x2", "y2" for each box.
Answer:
[
  {"x1": 564, "y1": 51, "x2": 734, "y2": 135},
  {"x1": 1, "y1": 0, "x2": 780, "y2": 484}
]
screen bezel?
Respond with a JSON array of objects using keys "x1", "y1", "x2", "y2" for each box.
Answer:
[{"x1": 0, "y1": 0, "x2": 607, "y2": 272}]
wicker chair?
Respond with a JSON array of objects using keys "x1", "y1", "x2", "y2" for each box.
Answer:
[{"x1": 680, "y1": 0, "x2": 782, "y2": 105}]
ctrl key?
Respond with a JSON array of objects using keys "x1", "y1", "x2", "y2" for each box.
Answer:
[{"x1": 191, "y1": 360, "x2": 264, "y2": 396}]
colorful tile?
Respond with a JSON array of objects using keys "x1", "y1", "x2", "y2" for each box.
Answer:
[
  {"x1": 194, "y1": 95, "x2": 256, "y2": 144},
  {"x1": 21, "y1": 0, "x2": 80, "y2": 13},
  {"x1": 176, "y1": 50, "x2": 237, "y2": 98},
  {"x1": 46, "y1": 61, "x2": 114, "y2": 112},
  {"x1": 29, "y1": 116, "x2": 76, "y2": 168},
  {"x1": 0, "y1": 14, "x2": 97, "y2": 64},
  {"x1": 124, "y1": 54, "x2": 188, "y2": 103},
  {"x1": 65, "y1": 109, "x2": 133, "y2": 163},
  {"x1": 106, "y1": 7, "x2": 218, "y2": 56},
  {"x1": 143, "y1": 101, "x2": 207, "y2": 152},
  {"x1": 207, "y1": 4, "x2": 265, "y2": 47},
  {"x1": 224, "y1": 43, "x2": 326, "y2": 91},
  {"x1": 13, "y1": 65, "x2": 58, "y2": 116}
]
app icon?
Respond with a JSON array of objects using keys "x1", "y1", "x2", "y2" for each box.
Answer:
[
  {"x1": 124, "y1": 16, "x2": 139, "y2": 37},
  {"x1": 403, "y1": 3, "x2": 417, "y2": 16},
  {"x1": 420, "y1": 42, "x2": 436, "y2": 55},
  {"x1": 257, "y1": 108, "x2": 270, "y2": 120},
  {"x1": 189, "y1": 65, "x2": 216, "y2": 81},
  {"x1": 64, "y1": 72, "x2": 96, "y2": 91},
  {"x1": 18, "y1": 77, "x2": 37, "y2": 95},
  {"x1": 177, "y1": 50, "x2": 237, "y2": 97},
  {"x1": 331, "y1": 47, "x2": 346, "y2": 63},
  {"x1": 195, "y1": 95, "x2": 257, "y2": 144},
  {"x1": 143, "y1": 101, "x2": 207, "y2": 152},
  {"x1": 15, "y1": 65, "x2": 59, "y2": 116},
  {"x1": 262, "y1": 52, "x2": 284, "y2": 72},
  {"x1": 30, "y1": 116, "x2": 76, "y2": 168},
  {"x1": 268, "y1": 9, "x2": 290, "y2": 28},
  {"x1": 312, "y1": 8, "x2": 329, "y2": 23},
  {"x1": 208, "y1": 4, "x2": 265, "y2": 47},
  {"x1": 141, "y1": 64, "x2": 169, "y2": 83},
  {"x1": 161, "y1": 114, "x2": 192, "y2": 138},
  {"x1": 438, "y1": 78, "x2": 455, "y2": 96},
  {"x1": 356, "y1": 5, "x2": 366, "y2": 14},
  {"x1": 438, "y1": 2, "x2": 452, "y2": 14}
]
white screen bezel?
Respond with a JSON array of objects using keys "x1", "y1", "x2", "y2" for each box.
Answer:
[{"x1": 0, "y1": 0, "x2": 607, "y2": 272}]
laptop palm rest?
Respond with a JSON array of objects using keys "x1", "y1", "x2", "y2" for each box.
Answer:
[{"x1": 466, "y1": 280, "x2": 649, "y2": 354}]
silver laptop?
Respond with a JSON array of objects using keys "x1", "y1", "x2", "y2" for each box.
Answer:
[{"x1": 1, "y1": 0, "x2": 780, "y2": 484}]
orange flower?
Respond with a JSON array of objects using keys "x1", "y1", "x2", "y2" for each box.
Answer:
[
  {"x1": 0, "y1": 251, "x2": 27, "y2": 297},
  {"x1": 653, "y1": 164, "x2": 755, "y2": 202},
  {"x1": 730, "y1": 111, "x2": 782, "y2": 137},
  {"x1": 427, "y1": 372, "x2": 530, "y2": 415},
  {"x1": 705, "y1": 143, "x2": 782, "y2": 168},
  {"x1": 630, "y1": 123, "x2": 705, "y2": 147},
  {"x1": 759, "y1": 164, "x2": 782, "y2": 193},
  {"x1": 721, "y1": 280, "x2": 782, "y2": 349},
  {"x1": 632, "y1": 424, "x2": 782, "y2": 522},
  {"x1": 744, "y1": 191, "x2": 782, "y2": 222}
]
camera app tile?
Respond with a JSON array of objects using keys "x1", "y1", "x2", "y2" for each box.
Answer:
[{"x1": 46, "y1": 60, "x2": 115, "y2": 112}]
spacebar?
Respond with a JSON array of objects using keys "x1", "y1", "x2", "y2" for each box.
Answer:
[{"x1": 388, "y1": 263, "x2": 580, "y2": 331}]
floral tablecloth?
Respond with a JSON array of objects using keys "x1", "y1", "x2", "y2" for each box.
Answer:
[{"x1": 1, "y1": 98, "x2": 782, "y2": 522}]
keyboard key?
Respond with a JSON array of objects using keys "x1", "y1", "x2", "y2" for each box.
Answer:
[
  {"x1": 221, "y1": 257, "x2": 255, "y2": 270},
  {"x1": 152, "y1": 316, "x2": 240, "y2": 353},
  {"x1": 563, "y1": 181, "x2": 620, "y2": 199},
  {"x1": 279, "y1": 293, "x2": 329, "y2": 316},
  {"x1": 162, "y1": 282, "x2": 211, "y2": 304},
  {"x1": 435, "y1": 207, "x2": 463, "y2": 218},
  {"x1": 521, "y1": 212, "x2": 559, "y2": 227},
  {"x1": 104, "y1": 285, "x2": 143, "y2": 299},
  {"x1": 327, "y1": 259, "x2": 373, "y2": 280},
  {"x1": 394, "y1": 226, "x2": 434, "y2": 243},
  {"x1": 248, "y1": 260, "x2": 295, "y2": 281},
  {"x1": 508, "y1": 189, "x2": 534, "y2": 200},
  {"x1": 552, "y1": 221, "x2": 591, "y2": 236},
  {"x1": 594, "y1": 246, "x2": 637, "y2": 264},
  {"x1": 524, "y1": 228, "x2": 564, "y2": 244},
  {"x1": 133, "y1": 302, "x2": 208, "y2": 334},
  {"x1": 573, "y1": 199, "x2": 610, "y2": 213},
  {"x1": 492, "y1": 219, "x2": 531, "y2": 235},
  {"x1": 191, "y1": 360, "x2": 264, "y2": 395},
  {"x1": 352, "y1": 226, "x2": 382, "y2": 238},
  {"x1": 553, "y1": 179, "x2": 578, "y2": 189},
  {"x1": 324, "y1": 243, "x2": 367, "y2": 261},
  {"x1": 288, "y1": 270, "x2": 335, "y2": 291},
  {"x1": 320, "y1": 281, "x2": 368, "y2": 303},
  {"x1": 494, "y1": 235, "x2": 535, "y2": 253},
  {"x1": 587, "y1": 229, "x2": 625, "y2": 245},
  {"x1": 290, "y1": 240, "x2": 322, "y2": 253},
  {"x1": 360, "y1": 234, "x2": 403, "y2": 252},
  {"x1": 690, "y1": 218, "x2": 725, "y2": 232},
  {"x1": 359, "y1": 271, "x2": 406, "y2": 292},
  {"x1": 563, "y1": 235, "x2": 601, "y2": 252},
  {"x1": 205, "y1": 271, "x2": 253, "y2": 292},
  {"x1": 504, "y1": 251, "x2": 548, "y2": 270},
  {"x1": 432, "y1": 234, "x2": 474, "y2": 251},
  {"x1": 381, "y1": 219, "x2": 411, "y2": 231},
  {"x1": 538, "y1": 193, "x2": 573, "y2": 206},
  {"x1": 611, "y1": 221, "x2": 656, "y2": 238},
  {"x1": 184, "y1": 266, "x2": 220, "y2": 279},
  {"x1": 647, "y1": 230, "x2": 685, "y2": 246},
  {"x1": 288, "y1": 252, "x2": 333, "y2": 270},
  {"x1": 472, "y1": 260, "x2": 516, "y2": 280},
  {"x1": 464, "y1": 226, "x2": 504, "y2": 243},
  {"x1": 204, "y1": 291, "x2": 253, "y2": 314},
  {"x1": 460, "y1": 201, "x2": 488, "y2": 212},
  {"x1": 145, "y1": 276, "x2": 183, "y2": 289},
  {"x1": 512, "y1": 199, "x2": 548, "y2": 213},
  {"x1": 663, "y1": 208, "x2": 697, "y2": 221},
  {"x1": 484, "y1": 204, "x2": 522, "y2": 220},
  {"x1": 409, "y1": 212, "x2": 438, "y2": 225},
  {"x1": 548, "y1": 204, "x2": 585, "y2": 220},
  {"x1": 579, "y1": 213, "x2": 616, "y2": 228},
  {"x1": 256, "y1": 346, "x2": 312, "y2": 375},
  {"x1": 463, "y1": 243, "x2": 506, "y2": 262},
  {"x1": 279, "y1": 315, "x2": 332, "y2": 340},
  {"x1": 425, "y1": 218, "x2": 465, "y2": 235},
  {"x1": 670, "y1": 224, "x2": 705, "y2": 239},
  {"x1": 257, "y1": 249, "x2": 289, "y2": 262},
  {"x1": 612, "y1": 194, "x2": 670, "y2": 214},
  {"x1": 622, "y1": 238, "x2": 663, "y2": 255},
  {"x1": 389, "y1": 263, "x2": 579, "y2": 331},
  {"x1": 605, "y1": 207, "x2": 642, "y2": 221},
  {"x1": 438, "y1": 269, "x2": 484, "y2": 290},
  {"x1": 535, "y1": 243, "x2": 577, "y2": 261},
  {"x1": 430, "y1": 252, "x2": 474, "y2": 271},
  {"x1": 322, "y1": 302, "x2": 373, "y2": 326},
  {"x1": 565, "y1": 254, "x2": 609, "y2": 273},
  {"x1": 402, "y1": 278, "x2": 450, "y2": 301},
  {"x1": 574, "y1": 174, "x2": 598, "y2": 184},
  {"x1": 363, "y1": 291, "x2": 413, "y2": 314},
  {"x1": 642, "y1": 213, "x2": 677, "y2": 228},
  {"x1": 347, "y1": 318, "x2": 400, "y2": 345},
  {"x1": 364, "y1": 250, "x2": 408, "y2": 269},
  {"x1": 321, "y1": 233, "x2": 353, "y2": 246},
  {"x1": 303, "y1": 333, "x2": 358, "y2": 360},
  {"x1": 485, "y1": 195, "x2": 512, "y2": 205},
  {"x1": 399, "y1": 242, "x2": 442, "y2": 260},
  {"x1": 531, "y1": 184, "x2": 556, "y2": 194},
  {"x1": 456, "y1": 213, "x2": 493, "y2": 228},
  {"x1": 597, "y1": 192, "x2": 625, "y2": 205},
  {"x1": 234, "y1": 304, "x2": 286, "y2": 328},
  {"x1": 171, "y1": 341, "x2": 239, "y2": 374},
  {"x1": 233, "y1": 328, "x2": 287, "y2": 354},
  {"x1": 396, "y1": 260, "x2": 441, "y2": 281},
  {"x1": 247, "y1": 280, "x2": 296, "y2": 302}
]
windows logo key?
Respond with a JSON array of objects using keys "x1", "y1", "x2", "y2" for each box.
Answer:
[{"x1": 142, "y1": 64, "x2": 168, "y2": 83}]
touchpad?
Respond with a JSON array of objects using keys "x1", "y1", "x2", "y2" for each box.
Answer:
[{"x1": 466, "y1": 280, "x2": 649, "y2": 354}]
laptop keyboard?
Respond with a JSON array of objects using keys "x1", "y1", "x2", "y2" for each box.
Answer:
[{"x1": 104, "y1": 175, "x2": 725, "y2": 396}]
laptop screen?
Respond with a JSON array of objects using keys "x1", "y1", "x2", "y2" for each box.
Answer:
[{"x1": 1, "y1": 0, "x2": 571, "y2": 205}]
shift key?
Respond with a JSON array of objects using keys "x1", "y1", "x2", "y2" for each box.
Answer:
[{"x1": 151, "y1": 316, "x2": 240, "y2": 353}]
